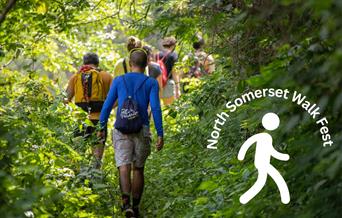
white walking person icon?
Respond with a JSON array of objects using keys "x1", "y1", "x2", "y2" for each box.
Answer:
[{"x1": 238, "y1": 112, "x2": 290, "y2": 204}]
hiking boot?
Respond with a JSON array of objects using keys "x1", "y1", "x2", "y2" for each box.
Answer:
[
  {"x1": 125, "y1": 208, "x2": 134, "y2": 218},
  {"x1": 122, "y1": 204, "x2": 134, "y2": 218}
]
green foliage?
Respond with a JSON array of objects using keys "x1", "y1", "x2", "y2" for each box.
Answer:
[
  {"x1": 1, "y1": 0, "x2": 341, "y2": 217},
  {"x1": 136, "y1": 0, "x2": 342, "y2": 217},
  {"x1": 0, "y1": 70, "x2": 122, "y2": 217}
]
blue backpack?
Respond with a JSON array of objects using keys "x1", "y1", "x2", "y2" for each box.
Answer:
[{"x1": 115, "y1": 75, "x2": 149, "y2": 134}]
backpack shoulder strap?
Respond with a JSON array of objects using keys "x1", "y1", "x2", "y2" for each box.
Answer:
[
  {"x1": 167, "y1": 70, "x2": 173, "y2": 79},
  {"x1": 134, "y1": 77, "x2": 149, "y2": 95},
  {"x1": 160, "y1": 51, "x2": 171, "y2": 62},
  {"x1": 123, "y1": 58, "x2": 128, "y2": 74},
  {"x1": 122, "y1": 75, "x2": 130, "y2": 97}
]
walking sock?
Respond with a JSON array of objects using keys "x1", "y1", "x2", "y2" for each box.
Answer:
[
  {"x1": 121, "y1": 193, "x2": 131, "y2": 210},
  {"x1": 133, "y1": 197, "x2": 141, "y2": 208},
  {"x1": 133, "y1": 197, "x2": 141, "y2": 217}
]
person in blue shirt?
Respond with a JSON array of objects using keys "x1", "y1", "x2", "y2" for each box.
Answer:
[{"x1": 99, "y1": 48, "x2": 164, "y2": 217}]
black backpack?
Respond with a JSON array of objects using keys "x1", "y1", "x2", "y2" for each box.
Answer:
[{"x1": 115, "y1": 75, "x2": 149, "y2": 134}]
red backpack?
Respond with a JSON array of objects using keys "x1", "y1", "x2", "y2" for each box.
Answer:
[{"x1": 157, "y1": 52, "x2": 170, "y2": 87}]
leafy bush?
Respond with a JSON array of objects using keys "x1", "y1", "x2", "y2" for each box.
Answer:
[
  {"x1": 1, "y1": 0, "x2": 341, "y2": 217},
  {"x1": 0, "y1": 70, "x2": 121, "y2": 217}
]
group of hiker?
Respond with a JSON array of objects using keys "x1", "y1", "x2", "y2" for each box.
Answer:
[{"x1": 65, "y1": 35, "x2": 215, "y2": 217}]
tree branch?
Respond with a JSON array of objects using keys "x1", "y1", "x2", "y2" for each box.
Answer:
[
  {"x1": 91, "y1": 0, "x2": 104, "y2": 11},
  {"x1": 74, "y1": 12, "x2": 120, "y2": 26},
  {"x1": 0, "y1": 0, "x2": 17, "y2": 26}
]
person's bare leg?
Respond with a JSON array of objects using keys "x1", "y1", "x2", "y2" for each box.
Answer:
[
  {"x1": 119, "y1": 164, "x2": 132, "y2": 213},
  {"x1": 93, "y1": 144, "x2": 104, "y2": 169},
  {"x1": 119, "y1": 164, "x2": 132, "y2": 194},
  {"x1": 132, "y1": 165, "x2": 144, "y2": 216},
  {"x1": 93, "y1": 127, "x2": 106, "y2": 169}
]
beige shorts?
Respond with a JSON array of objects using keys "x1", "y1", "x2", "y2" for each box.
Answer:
[
  {"x1": 161, "y1": 79, "x2": 175, "y2": 98},
  {"x1": 113, "y1": 127, "x2": 151, "y2": 168}
]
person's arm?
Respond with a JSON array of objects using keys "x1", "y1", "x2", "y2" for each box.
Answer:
[
  {"x1": 171, "y1": 54, "x2": 180, "y2": 98},
  {"x1": 172, "y1": 70, "x2": 180, "y2": 98},
  {"x1": 271, "y1": 148, "x2": 290, "y2": 161},
  {"x1": 65, "y1": 75, "x2": 76, "y2": 103},
  {"x1": 205, "y1": 55, "x2": 215, "y2": 74},
  {"x1": 149, "y1": 79, "x2": 164, "y2": 150},
  {"x1": 150, "y1": 79, "x2": 163, "y2": 136},
  {"x1": 102, "y1": 71, "x2": 113, "y2": 97},
  {"x1": 238, "y1": 135, "x2": 257, "y2": 161},
  {"x1": 156, "y1": 74, "x2": 163, "y2": 98},
  {"x1": 107, "y1": 73, "x2": 113, "y2": 89},
  {"x1": 99, "y1": 78, "x2": 118, "y2": 128},
  {"x1": 102, "y1": 72, "x2": 117, "y2": 109}
]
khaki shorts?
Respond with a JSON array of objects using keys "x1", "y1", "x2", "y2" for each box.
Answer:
[{"x1": 113, "y1": 127, "x2": 151, "y2": 168}]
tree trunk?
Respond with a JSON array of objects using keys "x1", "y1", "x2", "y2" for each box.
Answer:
[{"x1": 0, "y1": 0, "x2": 17, "y2": 26}]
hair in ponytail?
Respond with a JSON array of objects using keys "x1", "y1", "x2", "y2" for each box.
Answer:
[{"x1": 127, "y1": 36, "x2": 142, "y2": 52}]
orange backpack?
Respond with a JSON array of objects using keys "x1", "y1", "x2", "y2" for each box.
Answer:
[{"x1": 157, "y1": 52, "x2": 171, "y2": 87}]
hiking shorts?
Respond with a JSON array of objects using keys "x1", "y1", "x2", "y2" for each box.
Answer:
[
  {"x1": 161, "y1": 79, "x2": 175, "y2": 98},
  {"x1": 113, "y1": 126, "x2": 151, "y2": 168}
]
